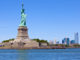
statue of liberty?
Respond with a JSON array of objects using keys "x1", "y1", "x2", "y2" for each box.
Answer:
[{"x1": 19, "y1": 3, "x2": 26, "y2": 26}]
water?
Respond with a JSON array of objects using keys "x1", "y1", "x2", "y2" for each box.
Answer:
[{"x1": 0, "y1": 48, "x2": 80, "y2": 60}]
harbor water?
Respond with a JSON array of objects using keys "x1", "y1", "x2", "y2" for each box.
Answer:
[{"x1": 0, "y1": 48, "x2": 80, "y2": 60}]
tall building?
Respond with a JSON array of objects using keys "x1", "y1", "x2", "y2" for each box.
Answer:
[
  {"x1": 62, "y1": 38, "x2": 70, "y2": 45},
  {"x1": 75, "y1": 32, "x2": 79, "y2": 44}
]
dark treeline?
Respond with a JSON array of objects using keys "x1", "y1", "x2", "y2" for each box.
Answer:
[
  {"x1": 2, "y1": 38, "x2": 48, "y2": 43},
  {"x1": 32, "y1": 39, "x2": 48, "y2": 43},
  {"x1": 2, "y1": 38, "x2": 14, "y2": 43}
]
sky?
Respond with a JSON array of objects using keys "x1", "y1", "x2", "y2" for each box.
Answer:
[{"x1": 0, "y1": 0, "x2": 80, "y2": 43}]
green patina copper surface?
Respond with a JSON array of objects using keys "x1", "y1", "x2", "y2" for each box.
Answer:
[{"x1": 19, "y1": 3, "x2": 27, "y2": 27}]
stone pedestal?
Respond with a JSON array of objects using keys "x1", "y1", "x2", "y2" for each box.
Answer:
[
  {"x1": 10, "y1": 26, "x2": 39, "y2": 48},
  {"x1": 14, "y1": 26, "x2": 29, "y2": 42}
]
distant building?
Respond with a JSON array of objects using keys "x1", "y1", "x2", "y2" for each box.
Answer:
[
  {"x1": 53, "y1": 40, "x2": 57, "y2": 44},
  {"x1": 75, "y1": 32, "x2": 79, "y2": 44},
  {"x1": 0, "y1": 43, "x2": 4, "y2": 47},
  {"x1": 62, "y1": 38, "x2": 70, "y2": 45},
  {"x1": 70, "y1": 40, "x2": 75, "y2": 44},
  {"x1": 56, "y1": 41, "x2": 59, "y2": 44},
  {"x1": 49, "y1": 40, "x2": 53, "y2": 45},
  {"x1": 39, "y1": 42, "x2": 48, "y2": 47}
]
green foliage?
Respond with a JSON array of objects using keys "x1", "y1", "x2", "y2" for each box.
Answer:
[
  {"x1": 32, "y1": 39, "x2": 49, "y2": 46},
  {"x1": 52, "y1": 44, "x2": 69, "y2": 47},
  {"x1": 65, "y1": 45, "x2": 69, "y2": 47},
  {"x1": 32, "y1": 39, "x2": 48, "y2": 43},
  {"x1": 2, "y1": 38, "x2": 14, "y2": 43},
  {"x1": 73, "y1": 44, "x2": 80, "y2": 47},
  {"x1": 53, "y1": 44, "x2": 58, "y2": 46},
  {"x1": 32, "y1": 39, "x2": 40, "y2": 42},
  {"x1": 59, "y1": 44, "x2": 65, "y2": 46}
]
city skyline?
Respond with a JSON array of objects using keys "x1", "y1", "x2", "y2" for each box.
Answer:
[{"x1": 0, "y1": 0, "x2": 80, "y2": 43}]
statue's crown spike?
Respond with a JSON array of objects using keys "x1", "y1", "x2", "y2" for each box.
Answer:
[
  {"x1": 22, "y1": 3, "x2": 24, "y2": 9},
  {"x1": 22, "y1": 0, "x2": 24, "y2": 9}
]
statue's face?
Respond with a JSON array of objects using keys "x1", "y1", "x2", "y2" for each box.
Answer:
[{"x1": 21, "y1": 9, "x2": 25, "y2": 14}]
